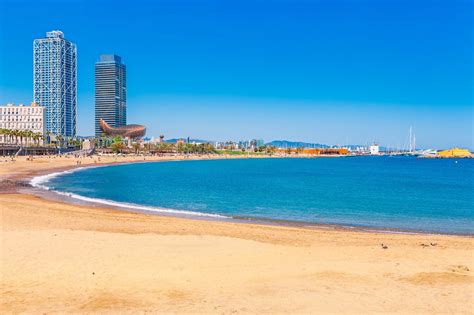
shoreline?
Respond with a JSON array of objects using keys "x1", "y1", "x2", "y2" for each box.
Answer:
[
  {"x1": 1, "y1": 154, "x2": 473, "y2": 313},
  {"x1": 9, "y1": 155, "x2": 472, "y2": 237}
]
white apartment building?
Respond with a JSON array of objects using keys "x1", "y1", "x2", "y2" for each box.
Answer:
[{"x1": 0, "y1": 103, "x2": 46, "y2": 145}]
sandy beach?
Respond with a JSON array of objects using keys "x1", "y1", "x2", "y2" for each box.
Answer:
[{"x1": 1, "y1": 155, "x2": 473, "y2": 314}]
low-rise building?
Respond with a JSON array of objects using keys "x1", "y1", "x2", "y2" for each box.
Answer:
[
  {"x1": 277, "y1": 148, "x2": 349, "y2": 155},
  {"x1": 0, "y1": 103, "x2": 46, "y2": 145},
  {"x1": 369, "y1": 144, "x2": 380, "y2": 155},
  {"x1": 81, "y1": 139, "x2": 95, "y2": 151}
]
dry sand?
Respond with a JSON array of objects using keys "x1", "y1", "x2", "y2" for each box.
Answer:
[{"x1": 1, "y1": 155, "x2": 473, "y2": 314}]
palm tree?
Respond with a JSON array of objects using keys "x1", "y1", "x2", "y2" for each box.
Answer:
[
  {"x1": 45, "y1": 131, "x2": 52, "y2": 145},
  {"x1": 157, "y1": 142, "x2": 173, "y2": 154},
  {"x1": 32, "y1": 132, "x2": 42, "y2": 147},
  {"x1": 31, "y1": 132, "x2": 36, "y2": 146},
  {"x1": 155, "y1": 143, "x2": 165, "y2": 153},
  {"x1": 145, "y1": 143, "x2": 153, "y2": 154},
  {"x1": 8, "y1": 129, "x2": 14, "y2": 145},
  {"x1": 38, "y1": 133, "x2": 44, "y2": 146},
  {"x1": 0, "y1": 128, "x2": 6, "y2": 144},
  {"x1": 3, "y1": 129, "x2": 11, "y2": 145},
  {"x1": 56, "y1": 134, "x2": 63, "y2": 148},
  {"x1": 111, "y1": 141, "x2": 125, "y2": 153},
  {"x1": 21, "y1": 130, "x2": 27, "y2": 146},
  {"x1": 25, "y1": 130, "x2": 34, "y2": 146},
  {"x1": 12, "y1": 130, "x2": 20, "y2": 146},
  {"x1": 177, "y1": 142, "x2": 185, "y2": 154},
  {"x1": 17, "y1": 130, "x2": 25, "y2": 147},
  {"x1": 30, "y1": 130, "x2": 37, "y2": 146},
  {"x1": 23, "y1": 130, "x2": 29, "y2": 146},
  {"x1": 132, "y1": 142, "x2": 141, "y2": 154},
  {"x1": 8, "y1": 129, "x2": 15, "y2": 145}
]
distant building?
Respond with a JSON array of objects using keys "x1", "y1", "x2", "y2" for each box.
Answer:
[
  {"x1": 146, "y1": 135, "x2": 164, "y2": 144},
  {"x1": 237, "y1": 141, "x2": 248, "y2": 149},
  {"x1": 0, "y1": 103, "x2": 45, "y2": 144},
  {"x1": 276, "y1": 148, "x2": 349, "y2": 155},
  {"x1": 95, "y1": 55, "x2": 126, "y2": 137},
  {"x1": 369, "y1": 144, "x2": 380, "y2": 155},
  {"x1": 438, "y1": 148, "x2": 472, "y2": 158},
  {"x1": 81, "y1": 139, "x2": 95, "y2": 151},
  {"x1": 33, "y1": 30, "x2": 77, "y2": 137}
]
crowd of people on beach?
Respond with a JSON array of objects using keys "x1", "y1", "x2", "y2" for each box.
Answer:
[{"x1": 0, "y1": 151, "x2": 262, "y2": 167}]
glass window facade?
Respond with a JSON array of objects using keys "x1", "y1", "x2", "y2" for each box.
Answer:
[
  {"x1": 33, "y1": 30, "x2": 77, "y2": 137},
  {"x1": 95, "y1": 54, "x2": 126, "y2": 137}
]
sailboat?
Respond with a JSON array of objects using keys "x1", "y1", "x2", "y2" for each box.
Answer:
[
  {"x1": 406, "y1": 127, "x2": 421, "y2": 156},
  {"x1": 392, "y1": 127, "x2": 418, "y2": 156}
]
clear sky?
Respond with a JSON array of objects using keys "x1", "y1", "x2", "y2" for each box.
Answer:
[{"x1": 0, "y1": 0, "x2": 472, "y2": 149}]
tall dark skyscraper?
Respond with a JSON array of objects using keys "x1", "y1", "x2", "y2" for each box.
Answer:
[
  {"x1": 95, "y1": 55, "x2": 126, "y2": 137},
  {"x1": 34, "y1": 30, "x2": 77, "y2": 137}
]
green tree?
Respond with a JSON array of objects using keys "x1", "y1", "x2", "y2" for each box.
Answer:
[
  {"x1": 132, "y1": 142, "x2": 141, "y2": 154},
  {"x1": 32, "y1": 132, "x2": 42, "y2": 146},
  {"x1": 110, "y1": 141, "x2": 125, "y2": 153},
  {"x1": 56, "y1": 134, "x2": 63, "y2": 148},
  {"x1": 0, "y1": 128, "x2": 7, "y2": 144},
  {"x1": 265, "y1": 145, "x2": 276, "y2": 155},
  {"x1": 177, "y1": 143, "x2": 185, "y2": 153},
  {"x1": 5, "y1": 129, "x2": 13, "y2": 144}
]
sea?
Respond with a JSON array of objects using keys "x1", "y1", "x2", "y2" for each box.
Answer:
[{"x1": 33, "y1": 156, "x2": 474, "y2": 234}]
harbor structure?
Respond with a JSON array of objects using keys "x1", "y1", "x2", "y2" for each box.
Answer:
[
  {"x1": 437, "y1": 148, "x2": 472, "y2": 158},
  {"x1": 33, "y1": 30, "x2": 77, "y2": 137},
  {"x1": 95, "y1": 55, "x2": 127, "y2": 137},
  {"x1": 0, "y1": 103, "x2": 45, "y2": 145},
  {"x1": 277, "y1": 148, "x2": 349, "y2": 155},
  {"x1": 369, "y1": 144, "x2": 380, "y2": 155}
]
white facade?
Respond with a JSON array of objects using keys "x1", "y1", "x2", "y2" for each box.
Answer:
[
  {"x1": 369, "y1": 144, "x2": 380, "y2": 155},
  {"x1": 81, "y1": 139, "x2": 95, "y2": 151},
  {"x1": 0, "y1": 103, "x2": 46, "y2": 145}
]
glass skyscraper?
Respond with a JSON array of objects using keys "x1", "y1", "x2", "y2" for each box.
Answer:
[
  {"x1": 33, "y1": 30, "x2": 77, "y2": 137},
  {"x1": 95, "y1": 55, "x2": 126, "y2": 137}
]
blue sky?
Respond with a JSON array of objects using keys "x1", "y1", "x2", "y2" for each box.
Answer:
[{"x1": 0, "y1": 0, "x2": 472, "y2": 149}]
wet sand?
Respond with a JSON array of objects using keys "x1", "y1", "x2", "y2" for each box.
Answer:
[{"x1": 1, "y1": 155, "x2": 473, "y2": 313}]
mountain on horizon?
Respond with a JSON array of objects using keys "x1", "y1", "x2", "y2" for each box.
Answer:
[{"x1": 162, "y1": 138, "x2": 381, "y2": 150}]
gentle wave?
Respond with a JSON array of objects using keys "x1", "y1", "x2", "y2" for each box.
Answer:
[
  {"x1": 30, "y1": 168, "x2": 86, "y2": 190},
  {"x1": 30, "y1": 168, "x2": 230, "y2": 219}
]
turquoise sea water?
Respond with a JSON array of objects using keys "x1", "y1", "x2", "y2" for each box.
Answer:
[{"x1": 43, "y1": 157, "x2": 473, "y2": 234}]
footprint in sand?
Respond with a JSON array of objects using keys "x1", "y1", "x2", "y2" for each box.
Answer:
[{"x1": 450, "y1": 265, "x2": 470, "y2": 273}]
